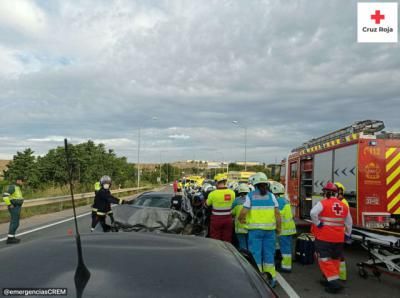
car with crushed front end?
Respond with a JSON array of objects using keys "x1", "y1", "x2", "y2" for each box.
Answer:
[{"x1": 111, "y1": 191, "x2": 198, "y2": 234}]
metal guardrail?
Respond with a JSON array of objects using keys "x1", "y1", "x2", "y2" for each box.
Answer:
[{"x1": 0, "y1": 187, "x2": 149, "y2": 211}]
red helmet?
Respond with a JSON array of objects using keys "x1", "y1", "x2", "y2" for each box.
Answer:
[{"x1": 322, "y1": 182, "x2": 338, "y2": 192}]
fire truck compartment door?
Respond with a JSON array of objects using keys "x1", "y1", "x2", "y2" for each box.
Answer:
[
  {"x1": 313, "y1": 150, "x2": 333, "y2": 195},
  {"x1": 333, "y1": 144, "x2": 357, "y2": 194}
]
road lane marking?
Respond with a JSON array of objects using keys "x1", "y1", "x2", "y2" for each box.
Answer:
[
  {"x1": 0, "y1": 212, "x2": 91, "y2": 242},
  {"x1": 277, "y1": 272, "x2": 300, "y2": 298}
]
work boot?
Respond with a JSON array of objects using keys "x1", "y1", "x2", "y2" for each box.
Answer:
[
  {"x1": 325, "y1": 280, "x2": 343, "y2": 294},
  {"x1": 268, "y1": 279, "x2": 277, "y2": 288},
  {"x1": 6, "y1": 237, "x2": 21, "y2": 244}
]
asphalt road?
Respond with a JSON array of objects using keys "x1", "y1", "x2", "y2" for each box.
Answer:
[
  {"x1": 1, "y1": 187, "x2": 399, "y2": 297},
  {"x1": 274, "y1": 240, "x2": 400, "y2": 298}
]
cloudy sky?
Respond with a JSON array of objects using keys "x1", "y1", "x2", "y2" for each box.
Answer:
[{"x1": 0, "y1": 0, "x2": 399, "y2": 163}]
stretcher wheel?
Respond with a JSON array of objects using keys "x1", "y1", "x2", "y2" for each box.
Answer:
[{"x1": 358, "y1": 267, "x2": 368, "y2": 279}]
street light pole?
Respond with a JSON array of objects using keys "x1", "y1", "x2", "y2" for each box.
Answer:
[
  {"x1": 137, "y1": 128, "x2": 141, "y2": 189},
  {"x1": 244, "y1": 126, "x2": 247, "y2": 171}
]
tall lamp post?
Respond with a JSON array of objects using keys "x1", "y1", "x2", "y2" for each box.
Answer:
[
  {"x1": 137, "y1": 127, "x2": 141, "y2": 188},
  {"x1": 137, "y1": 116, "x2": 158, "y2": 189},
  {"x1": 232, "y1": 120, "x2": 247, "y2": 171}
]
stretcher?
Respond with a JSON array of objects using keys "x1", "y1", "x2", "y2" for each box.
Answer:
[{"x1": 351, "y1": 228, "x2": 400, "y2": 280}]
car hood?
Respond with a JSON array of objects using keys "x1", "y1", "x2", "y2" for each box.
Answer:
[{"x1": 0, "y1": 233, "x2": 274, "y2": 297}]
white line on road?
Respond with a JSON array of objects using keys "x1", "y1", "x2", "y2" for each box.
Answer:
[
  {"x1": 0, "y1": 212, "x2": 91, "y2": 242},
  {"x1": 277, "y1": 272, "x2": 300, "y2": 298}
]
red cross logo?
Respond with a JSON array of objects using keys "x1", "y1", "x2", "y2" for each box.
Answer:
[
  {"x1": 332, "y1": 203, "x2": 344, "y2": 216},
  {"x1": 371, "y1": 10, "x2": 385, "y2": 24}
]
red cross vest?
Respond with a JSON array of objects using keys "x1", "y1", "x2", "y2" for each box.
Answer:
[{"x1": 315, "y1": 198, "x2": 349, "y2": 243}]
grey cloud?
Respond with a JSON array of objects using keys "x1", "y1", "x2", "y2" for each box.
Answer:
[{"x1": 0, "y1": 0, "x2": 399, "y2": 163}]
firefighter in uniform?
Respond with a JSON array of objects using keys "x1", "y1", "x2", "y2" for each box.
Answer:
[
  {"x1": 205, "y1": 174, "x2": 235, "y2": 242},
  {"x1": 270, "y1": 181, "x2": 296, "y2": 272},
  {"x1": 310, "y1": 182, "x2": 352, "y2": 294},
  {"x1": 239, "y1": 172, "x2": 282, "y2": 288},
  {"x1": 231, "y1": 183, "x2": 250, "y2": 250},
  {"x1": 2, "y1": 177, "x2": 24, "y2": 244},
  {"x1": 335, "y1": 181, "x2": 349, "y2": 281},
  {"x1": 91, "y1": 175, "x2": 126, "y2": 232}
]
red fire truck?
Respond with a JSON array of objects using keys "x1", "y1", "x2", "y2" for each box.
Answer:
[{"x1": 281, "y1": 120, "x2": 400, "y2": 230}]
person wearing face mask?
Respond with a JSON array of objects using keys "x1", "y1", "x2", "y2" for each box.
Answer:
[
  {"x1": 310, "y1": 182, "x2": 352, "y2": 294},
  {"x1": 91, "y1": 175, "x2": 126, "y2": 232},
  {"x1": 238, "y1": 172, "x2": 282, "y2": 288}
]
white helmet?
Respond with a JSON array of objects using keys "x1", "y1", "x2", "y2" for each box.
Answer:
[
  {"x1": 238, "y1": 183, "x2": 250, "y2": 194},
  {"x1": 248, "y1": 174, "x2": 257, "y2": 185},
  {"x1": 202, "y1": 183, "x2": 211, "y2": 191},
  {"x1": 269, "y1": 181, "x2": 285, "y2": 195},
  {"x1": 203, "y1": 184, "x2": 215, "y2": 193},
  {"x1": 100, "y1": 175, "x2": 112, "y2": 185},
  {"x1": 229, "y1": 181, "x2": 239, "y2": 191},
  {"x1": 253, "y1": 172, "x2": 268, "y2": 186}
]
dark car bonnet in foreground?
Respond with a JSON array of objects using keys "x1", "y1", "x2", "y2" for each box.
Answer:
[{"x1": 0, "y1": 233, "x2": 275, "y2": 297}]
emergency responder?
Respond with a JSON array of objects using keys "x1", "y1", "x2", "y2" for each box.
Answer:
[
  {"x1": 239, "y1": 173, "x2": 281, "y2": 288},
  {"x1": 205, "y1": 173, "x2": 235, "y2": 242},
  {"x1": 310, "y1": 182, "x2": 352, "y2": 294},
  {"x1": 173, "y1": 180, "x2": 178, "y2": 193},
  {"x1": 231, "y1": 183, "x2": 250, "y2": 250},
  {"x1": 91, "y1": 180, "x2": 102, "y2": 232},
  {"x1": 270, "y1": 181, "x2": 296, "y2": 272},
  {"x1": 2, "y1": 177, "x2": 25, "y2": 244},
  {"x1": 334, "y1": 182, "x2": 349, "y2": 208},
  {"x1": 334, "y1": 182, "x2": 349, "y2": 281},
  {"x1": 91, "y1": 175, "x2": 126, "y2": 232},
  {"x1": 177, "y1": 180, "x2": 183, "y2": 192}
]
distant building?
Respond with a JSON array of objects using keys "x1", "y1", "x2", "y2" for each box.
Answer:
[
  {"x1": 207, "y1": 161, "x2": 228, "y2": 169},
  {"x1": 236, "y1": 161, "x2": 263, "y2": 167}
]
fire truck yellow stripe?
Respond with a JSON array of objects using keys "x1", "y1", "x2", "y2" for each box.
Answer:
[
  {"x1": 387, "y1": 194, "x2": 400, "y2": 212},
  {"x1": 387, "y1": 179, "x2": 400, "y2": 199},
  {"x1": 387, "y1": 166, "x2": 400, "y2": 185},
  {"x1": 386, "y1": 147, "x2": 396, "y2": 159},
  {"x1": 394, "y1": 206, "x2": 400, "y2": 215},
  {"x1": 386, "y1": 152, "x2": 400, "y2": 172}
]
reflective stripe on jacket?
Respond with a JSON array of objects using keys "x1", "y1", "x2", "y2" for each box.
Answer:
[
  {"x1": 206, "y1": 188, "x2": 235, "y2": 216},
  {"x1": 246, "y1": 191, "x2": 276, "y2": 230},
  {"x1": 2, "y1": 185, "x2": 23, "y2": 206},
  {"x1": 232, "y1": 196, "x2": 248, "y2": 234},
  {"x1": 316, "y1": 198, "x2": 348, "y2": 243},
  {"x1": 277, "y1": 197, "x2": 296, "y2": 236}
]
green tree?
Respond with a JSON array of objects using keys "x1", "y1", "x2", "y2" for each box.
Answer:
[{"x1": 4, "y1": 148, "x2": 40, "y2": 188}]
